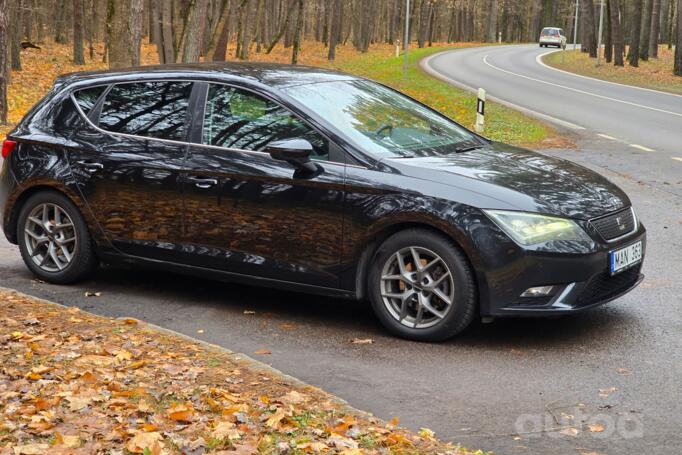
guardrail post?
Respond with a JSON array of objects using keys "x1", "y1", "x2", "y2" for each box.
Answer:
[{"x1": 475, "y1": 88, "x2": 486, "y2": 133}]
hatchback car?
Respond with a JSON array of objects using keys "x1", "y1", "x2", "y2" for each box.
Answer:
[
  {"x1": 1, "y1": 63, "x2": 645, "y2": 341},
  {"x1": 539, "y1": 27, "x2": 567, "y2": 48}
]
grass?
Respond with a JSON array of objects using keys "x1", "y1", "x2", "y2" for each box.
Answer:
[
  {"x1": 543, "y1": 46, "x2": 682, "y2": 95},
  {"x1": 1, "y1": 40, "x2": 563, "y2": 147}
]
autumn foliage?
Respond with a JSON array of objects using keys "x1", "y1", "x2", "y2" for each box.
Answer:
[{"x1": 0, "y1": 289, "x2": 485, "y2": 454}]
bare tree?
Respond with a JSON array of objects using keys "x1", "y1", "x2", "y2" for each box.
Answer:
[
  {"x1": 108, "y1": 0, "x2": 144, "y2": 68},
  {"x1": 327, "y1": 0, "x2": 341, "y2": 60},
  {"x1": 640, "y1": 0, "x2": 653, "y2": 60},
  {"x1": 10, "y1": 0, "x2": 23, "y2": 71},
  {"x1": 582, "y1": 0, "x2": 598, "y2": 57},
  {"x1": 649, "y1": 0, "x2": 662, "y2": 57},
  {"x1": 629, "y1": 0, "x2": 644, "y2": 67},
  {"x1": 73, "y1": 0, "x2": 85, "y2": 64},
  {"x1": 0, "y1": 0, "x2": 9, "y2": 125},
  {"x1": 609, "y1": 0, "x2": 625, "y2": 65},
  {"x1": 675, "y1": 0, "x2": 682, "y2": 75},
  {"x1": 486, "y1": 0, "x2": 498, "y2": 42},
  {"x1": 181, "y1": 0, "x2": 209, "y2": 62},
  {"x1": 291, "y1": 0, "x2": 304, "y2": 63}
]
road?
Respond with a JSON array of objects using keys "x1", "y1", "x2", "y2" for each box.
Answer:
[
  {"x1": 424, "y1": 44, "x2": 682, "y2": 197},
  {"x1": 2, "y1": 45, "x2": 682, "y2": 454}
]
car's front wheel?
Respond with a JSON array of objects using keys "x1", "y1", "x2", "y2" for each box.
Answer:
[
  {"x1": 368, "y1": 229, "x2": 477, "y2": 342},
  {"x1": 17, "y1": 191, "x2": 97, "y2": 284}
]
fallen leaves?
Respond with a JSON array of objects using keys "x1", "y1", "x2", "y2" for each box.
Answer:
[
  {"x1": 126, "y1": 431, "x2": 164, "y2": 454},
  {"x1": 166, "y1": 403, "x2": 197, "y2": 422},
  {"x1": 0, "y1": 289, "x2": 473, "y2": 455},
  {"x1": 350, "y1": 338, "x2": 374, "y2": 344}
]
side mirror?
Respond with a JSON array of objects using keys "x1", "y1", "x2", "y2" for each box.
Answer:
[{"x1": 265, "y1": 138, "x2": 318, "y2": 174}]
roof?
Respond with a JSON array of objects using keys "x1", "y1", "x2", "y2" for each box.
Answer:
[{"x1": 55, "y1": 62, "x2": 359, "y2": 89}]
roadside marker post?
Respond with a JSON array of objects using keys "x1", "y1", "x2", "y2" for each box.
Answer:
[
  {"x1": 475, "y1": 88, "x2": 486, "y2": 133},
  {"x1": 395, "y1": 40, "x2": 400, "y2": 58}
]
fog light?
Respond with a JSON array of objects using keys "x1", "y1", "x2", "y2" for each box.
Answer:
[{"x1": 520, "y1": 286, "x2": 556, "y2": 298}]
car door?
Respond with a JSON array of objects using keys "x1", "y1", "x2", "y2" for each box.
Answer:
[
  {"x1": 69, "y1": 80, "x2": 195, "y2": 261},
  {"x1": 181, "y1": 82, "x2": 346, "y2": 288}
]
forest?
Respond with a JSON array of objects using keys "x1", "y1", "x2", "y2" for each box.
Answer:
[{"x1": 0, "y1": 0, "x2": 681, "y2": 125}]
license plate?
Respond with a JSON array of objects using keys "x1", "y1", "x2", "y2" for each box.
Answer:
[{"x1": 610, "y1": 241, "x2": 643, "y2": 275}]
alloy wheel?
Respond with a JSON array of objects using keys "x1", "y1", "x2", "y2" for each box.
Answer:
[
  {"x1": 23, "y1": 203, "x2": 77, "y2": 272},
  {"x1": 380, "y1": 246, "x2": 455, "y2": 329}
]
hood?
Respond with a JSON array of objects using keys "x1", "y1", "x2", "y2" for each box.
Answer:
[{"x1": 387, "y1": 142, "x2": 629, "y2": 220}]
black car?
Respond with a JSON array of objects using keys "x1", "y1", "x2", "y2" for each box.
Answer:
[{"x1": 0, "y1": 63, "x2": 645, "y2": 341}]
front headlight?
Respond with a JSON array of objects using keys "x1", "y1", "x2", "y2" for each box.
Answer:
[{"x1": 483, "y1": 210, "x2": 592, "y2": 246}]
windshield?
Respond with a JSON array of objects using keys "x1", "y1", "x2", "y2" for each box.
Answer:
[{"x1": 282, "y1": 80, "x2": 478, "y2": 158}]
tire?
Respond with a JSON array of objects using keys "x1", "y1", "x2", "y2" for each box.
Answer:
[
  {"x1": 17, "y1": 191, "x2": 97, "y2": 284},
  {"x1": 368, "y1": 229, "x2": 477, "y2": 342}
]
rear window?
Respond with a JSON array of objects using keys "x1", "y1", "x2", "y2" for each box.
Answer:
[
  {"x1": 542, "y1": 28, "x2": 560, "y2": 36},
  {"x1": 98, "y1": 81, "x2": 193, "y2": 141},
  {"x1": 73, "y1": 86, "x2": 107, "y2": 114}
]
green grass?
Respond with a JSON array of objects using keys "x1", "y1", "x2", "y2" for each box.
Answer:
[{"x1": 333, "y1": 45, "x2": 554, "y2": 147}]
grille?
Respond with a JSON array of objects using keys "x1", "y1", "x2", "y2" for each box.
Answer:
[
  {"x1": 576, "y1": 266, "x2": 641, "y2": 306},
  {"x1": 590, "y1": 208, "x2": 635, "y2": 241}
]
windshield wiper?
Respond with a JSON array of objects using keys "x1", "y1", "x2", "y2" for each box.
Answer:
[{"x1": 453, "y1": 141, "x2": 484, "y2": 153}]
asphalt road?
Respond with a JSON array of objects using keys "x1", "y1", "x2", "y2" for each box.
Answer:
[
  {"x1": 2, "y1": 46, "x2": 682, "y2": 454},
  {"x1": 424, "y1": 44, "x2": 682, "y2": 198}
]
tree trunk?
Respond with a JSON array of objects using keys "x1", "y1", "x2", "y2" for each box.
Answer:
[
  {"x1": 675, "y1": 0, "x2": 682, "y2": 75},
  {"x1": 649, "y1": 0, "x2": 662, "y2": 57},
  {"x1": 160, "y1": 0, "x2": 174, "y2": 63},
  {"x1": 628, "y1": 0, "x2": 644, "y2": 67},
  {"x1": 327, "y1": 0, "x2": 341, "y2": 60},
  {"x1": 55, "y1": 0, "x2": 67, "y2": 43},
  {"x1": 109, "y1": 0, "x2": 144, "y2": 68},
  {"x1": 582, "y1": 0, "x2": 598, "y2": 57},
  {"x1": 265, "y1": 0, "x2": 295, "y2": 53},
  {"x1": 10, "y1": 0, "x2": 23, "y2": 71},
  {"x1": 605, "y1": 0, "x2": 613, "y2": 62},
  {"x1": 640, "y1": 0, "x2": 653, "y2": 60},
  {"x1": 610, "y1": 0, "x2": 624, "y2": 65},
  {"x1": 486, "y1": 0, "x2": 498, "y2": 42},
  {"x1": 181, "y1": 0, "x2": 209, "y2": 62},
  {"x1": 73, "y1": 0, "x2": 85, "y2": 64},
  {"x1": 0, "y1": 0, "x2": 9, "y2": 124},
  {"x1": 291, "y1": 0, "x2": 303, "y2": 63},
  {"x1": 668, "y1": 0, "x2": 676, "y2": 49}
]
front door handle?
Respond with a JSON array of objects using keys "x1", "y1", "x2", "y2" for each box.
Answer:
[
  {"x1": 76, "y1": 160, "x2": 104, "y2": 172},
  {"x1": 187, "y1": 176, "x2": 218, "y2": 189}
]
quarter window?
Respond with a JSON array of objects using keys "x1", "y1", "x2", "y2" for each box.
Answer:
[
  {"x1": 202, "y1": 84, "x2": 328, "y2": 160},
  {"x1": 73, "y1": 86, "x2": 107, "y2": 114},
  {"x1": 99, "y1": 81, "x2": 193, "y2": 141}
]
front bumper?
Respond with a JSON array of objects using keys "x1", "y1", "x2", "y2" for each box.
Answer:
[{"x1": 477, "y1": 224, "x2": 646, "y2": 317}]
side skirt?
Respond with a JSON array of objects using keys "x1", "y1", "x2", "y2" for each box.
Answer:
[{"x1": 98, "y1": 252, "x2": 359, "y2": 300}]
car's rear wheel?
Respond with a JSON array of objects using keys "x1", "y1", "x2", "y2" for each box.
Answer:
[
  {"x1": 368, "y1": 229, "x2": 476, "y2": 341},
  {"x1": 17, "y1": 191, "x2": 97, "y2": 284}
]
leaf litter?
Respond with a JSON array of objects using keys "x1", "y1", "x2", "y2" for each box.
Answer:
[{"x1": 0, "y1": 289, "x2": 482, "y2": 454}]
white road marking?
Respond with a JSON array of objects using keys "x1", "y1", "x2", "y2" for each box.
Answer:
[
  {"x1": 482, "y1": 55, "x2": 682, "y2": 118},
  {"x1": 536, "y1": 50, "x2": 682, "y2": 99},
  {"x1": 597, "y1": 133, "x2": 619, "y2": 141},
  {"x1": 630, "y1": 144, "x2": 655, "y2": 152},
  {"x1": 672, "y1": 157, "x2": 682, "y2": 162},
  {"x1": 420, "y1": 52, "x2": 586, "y2": 131}
]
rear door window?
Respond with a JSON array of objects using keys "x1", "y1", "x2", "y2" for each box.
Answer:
[{"x1": 98, "y1": 81, "x2": 193, "y2": 141}]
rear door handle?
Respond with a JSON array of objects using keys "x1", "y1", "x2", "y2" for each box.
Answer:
[
  {"x1": 186, "y1": 176, "x2": 218, "y2": 189},
  {"x1": 76, "y1": 160, "x2": 104, "y2": 172}
]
